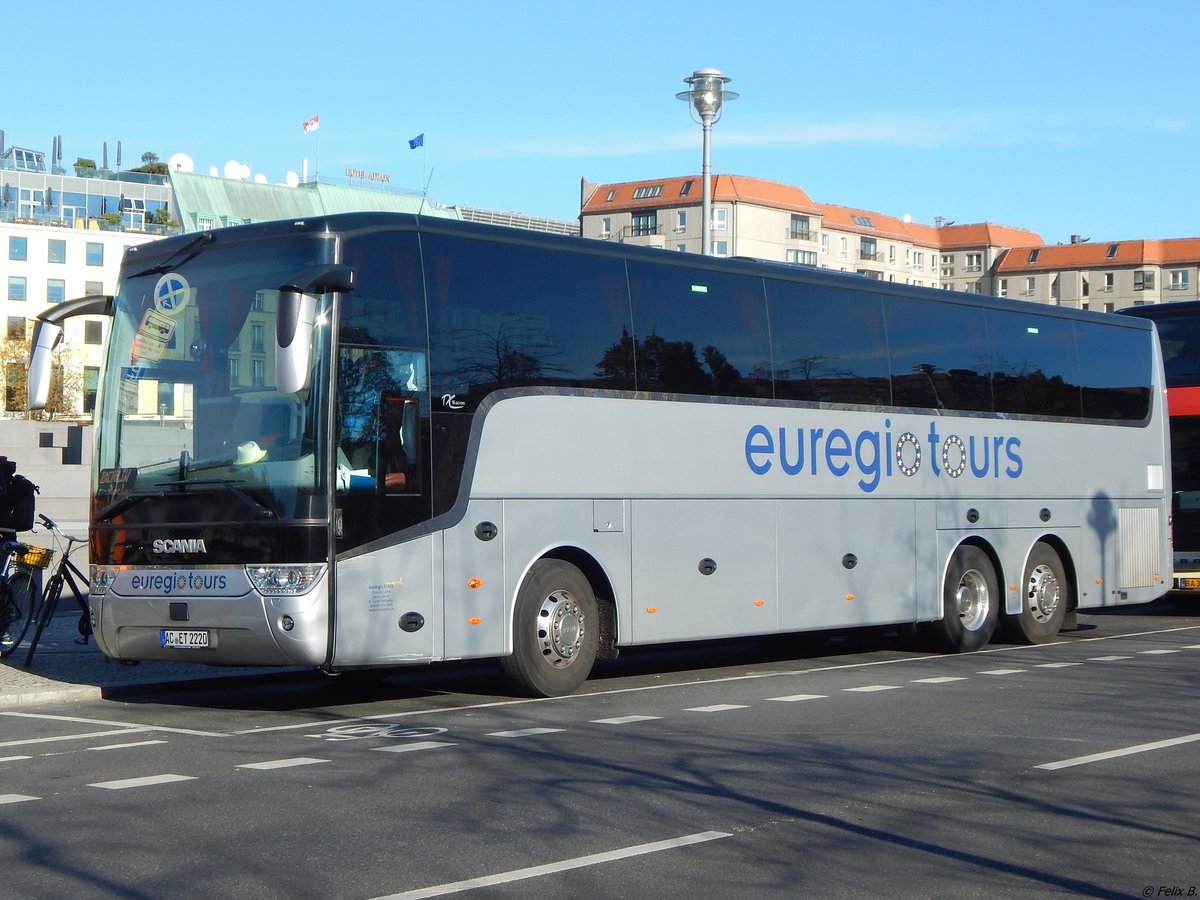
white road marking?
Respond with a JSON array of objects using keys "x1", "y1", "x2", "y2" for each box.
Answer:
[
  {"x1": 590, "y1": 715, "x2": 662, "y2": 724},
  {"x1": 0, "y1": 755, "x2": 33, "y2": 763},
  {"x1": 911, "y1": 676, "x2": 967, "y2": 684},
  {"x1": 844, "y1": 685, "x2": 901, "y2": 693},
  {"x1": 86, "y1": 740, "x2": 168, "y2": 752},
  {"x1": 1138, "y1": 649, "x2": 1179, "y2": 655},
  {"x1": 0, "y1": 711, "x2": 224, "y2": 738},
  {"x1": 1088, "y1": 655, "x2": 1132, "y2": 662},
  {"x1": 237, "y1": 757, "x2": 329, "y2": 770},
  {"x1": 487, "y1": 728, "x2": 564, "y2": 738},
  {"x1": 978, "y1": 669, "x2": 1026, "y2": 676},
  {"x1": 0, "y1": 728, "x2": 151, "y2": 749},
  {"x1": 1036, "y1": 732, "x2": 1200, "y2": 771},
  {"x1": 89, "y1": 774, "x2": 197, "y2": 790},
  {"x1": 371, "y1": 830, "x2": 732, "y2": 899},
  {"x1": 372, "y1": 742, "x2": 458, "y2": 754},
  {"x1": 1035, "y1": 662, "x2": 1082, "y2": 668},
  {"x1": 227, "y1": 624, "x2": 1200, "y2": 735},
  {"x1": 685, "y1": 704, "x2": 750, "y2": 712},
  {"x1": 766, "y1": 693, "x2": 828, "y2": 702},
  {"x1": 0, "y1": 794, "x2": 39, "y2": 805}
]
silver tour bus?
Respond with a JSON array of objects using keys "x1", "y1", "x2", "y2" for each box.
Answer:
[{"x1": 29, "y1": 213, "x2": 1171, "y2": 696}]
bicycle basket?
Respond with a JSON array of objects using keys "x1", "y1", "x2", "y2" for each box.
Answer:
[{"x1": 18, "y1": 545, "x2": 52, "y2": 569}]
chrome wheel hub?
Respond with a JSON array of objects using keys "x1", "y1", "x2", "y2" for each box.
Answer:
[
  {"x1": 537, "y1": 590, "x2": 585, "y2": 669},
  {"x1": 1026, "y1": 563, "x2": 1061, "y2": 624}
]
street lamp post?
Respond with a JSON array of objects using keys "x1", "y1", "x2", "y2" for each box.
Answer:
[{"x1": 677, "y1": 68, "x2": 737, "y2": 256}]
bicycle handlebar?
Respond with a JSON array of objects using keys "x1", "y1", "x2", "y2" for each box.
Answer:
[{"x1": 36, "y1": 513, "x2": 87, "y2": 546}]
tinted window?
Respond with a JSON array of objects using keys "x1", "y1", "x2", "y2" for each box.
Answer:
[
  {"x1": 987, "y1": 309, "x2": 1080, "y2": 416},
  {"x1": 625, "y1": 260, "x2": 770, "y2": 398},
  {"x1": 425, "y1": 233, "x2": 633, "y2": 408},
  {"x1": 337, "y1": 229, "x2": 433, "y2": 549},
  {"x1": 886, "y1": 296, "x2": 992, "y2": 412},
  {"x1": 767, "y1": 279, "x2": 890, "y2": 405},
  {"x1": 1075, "y1": 319, "x2": 1151, "y2": 420},
  {"x1": 1134, "y1": 309, "x2": 1200, "y2": 388}
]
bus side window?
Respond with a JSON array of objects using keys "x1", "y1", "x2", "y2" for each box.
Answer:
[{"x1": 379, "y1": 391, "x2": 418, "y2": 495}]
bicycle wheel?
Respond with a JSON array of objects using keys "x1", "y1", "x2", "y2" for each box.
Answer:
[{"x1": 0, "y1": 570, "x2": 39, "y2": 658}]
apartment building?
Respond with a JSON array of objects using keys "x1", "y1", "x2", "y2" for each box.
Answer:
[
  {"x1": 580, "y1": 174, "x2": 1043, "y2": 292},
  {"x1": 992, "y1": 237, "x2": 1200, "y2": 312}
]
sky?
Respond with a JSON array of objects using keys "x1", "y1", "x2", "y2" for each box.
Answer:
[{"x1": 3, "y1": 0, "x2": 1197, "y2": 245}]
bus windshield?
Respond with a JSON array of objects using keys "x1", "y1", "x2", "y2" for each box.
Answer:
[{"x1": 93, "y1": 231, "x2": 338, "y2": 527}]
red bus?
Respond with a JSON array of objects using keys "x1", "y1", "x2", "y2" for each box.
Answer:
[{"x1": 1120, "y1": 301, "x2": 1200, "y2": 593}]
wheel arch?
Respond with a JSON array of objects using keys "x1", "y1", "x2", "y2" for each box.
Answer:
[
  {"x1": 949, "y1": 535, "x2": 1004, "y2": 604},
  {"x1": 540, "y1": 545, "x2": 620, "y2": 660},
  {"x1": 1014, "y1": 533, "x2": 1078, "y2": 616}
]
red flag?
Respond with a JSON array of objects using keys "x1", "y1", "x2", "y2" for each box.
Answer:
[{"x1": 302, "y1": 115, "x2": 319, "y2": 135}]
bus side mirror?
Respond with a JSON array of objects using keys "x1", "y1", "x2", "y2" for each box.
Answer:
[
  {"x1": 27, "y1": 320, "x2": 63, "y2": 410},
  {"x1": 276, "y1": 264, "x2": 354, "y2": 394},
  {"x1": 275, "y1": 288, "x2": 317, "y2": 394}
]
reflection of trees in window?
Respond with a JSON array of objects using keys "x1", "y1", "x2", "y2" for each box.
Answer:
[
  {"x1": 992, "y1": 359, "x2": 1079, "y2": 417},
  {"x1": 442, "y1": 319, "x2": 565, "y2": 400},
  {"x1": 776, "y1": 353, "x2": 889, "y2": 405},
  {"x1": 595, "y1": 328, "x2": 744, "y2": 396},
  {"x1": 339, "y1": 349, "x2": 400, "y2": 447}
]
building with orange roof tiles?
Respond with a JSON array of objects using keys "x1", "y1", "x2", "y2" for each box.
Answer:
[
  {"x1": 993, "y1": 237, "x2": 1200, "y2": 310},
  {"x1": 580, "y1": 174, "x2": 1042, "y2": 293},
  {"x1": 580, "y1": 173, "x2": 1200, "y2": 311}
]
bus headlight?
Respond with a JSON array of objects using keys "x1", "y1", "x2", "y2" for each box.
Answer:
[{"x1": 247, "y1": 564, "x2": 324, "y2": 596}]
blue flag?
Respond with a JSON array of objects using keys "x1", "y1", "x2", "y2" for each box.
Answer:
[{"x1": 408, "y1": 133, "x2": 424, "y2": 149}]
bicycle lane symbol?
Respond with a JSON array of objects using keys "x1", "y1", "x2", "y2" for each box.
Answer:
[{"x1": 307, "y1": 724, "x2": 449, "y2": 743}]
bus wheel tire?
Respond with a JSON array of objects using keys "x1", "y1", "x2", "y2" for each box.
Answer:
[
  {"x1": 500, "y1": 559, "x2": 599, "y2": 697},
  {"x1": 924, "y1": 545, "x2": 998, "y2": 653},
  {"x1": 1009, "y1": 543, "x2": 1068, "y2": 644}
]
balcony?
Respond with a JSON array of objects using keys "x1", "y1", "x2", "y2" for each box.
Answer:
[
  {"x1": 859, "y1": 250, "x2": 882, "y2": 262},
  {"x1": 619, "y1": 223, "x2": 665, "y2": 248},
  {"x1": 787, "y1": 228, "x2": 817, "y2": 241}
]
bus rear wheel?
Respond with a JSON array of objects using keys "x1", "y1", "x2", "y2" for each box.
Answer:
[
  {"x1": 1009, "y1": 543, "x2": 1068, "y2": 644},
  {"x1": 924, "y1": 545, "x2": 998, "y2": 653},
  {"x1": 500, "y1": 559, "x2": 599, "y2": 697}
]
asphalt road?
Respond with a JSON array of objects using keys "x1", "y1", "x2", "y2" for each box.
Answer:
[{"x1": 2, "y1": 600, "x2": 1198, "y2": 900}]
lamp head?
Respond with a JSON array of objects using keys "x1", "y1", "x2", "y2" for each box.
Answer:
[{"x1": 676, "y1": 68, "x2": 737, "y2": 123}]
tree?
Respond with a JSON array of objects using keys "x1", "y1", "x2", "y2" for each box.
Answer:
[
  {"x1": 131, "y1": 151, "x2": 169, "y2": 177},
  {"x1": 1, "y1": 337, "x2": 87, "y2": 421}
]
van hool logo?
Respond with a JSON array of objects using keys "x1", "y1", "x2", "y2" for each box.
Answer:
[{"x1": 151, "y1": 538, "x2": 209, "y2": 554}]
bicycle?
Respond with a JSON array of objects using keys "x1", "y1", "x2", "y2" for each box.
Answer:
[
  {"x1": 1, "y1": 535, "x2": 49, "y2": 658},
  {"x1": 5, "y1": 515, "x2": 93, "y2": 666}
]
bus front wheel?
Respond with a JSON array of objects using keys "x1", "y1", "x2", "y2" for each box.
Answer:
[
  {"x1": 1009, "y1": 543, "x2": 1068, "y2": 644},
  {"x1": 501, "y1": 559, "x2": 599, "y2": 697},
  {"x1": 924, "y1": 545, "x2": 998, "y2": 653}
]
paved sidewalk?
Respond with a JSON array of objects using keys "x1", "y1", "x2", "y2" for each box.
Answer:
[{"x1": 0, "y1": 614, "x2": 298, "y2": 708}]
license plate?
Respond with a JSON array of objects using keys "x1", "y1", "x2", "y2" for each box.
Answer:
[
  {"x1": 160, "y1": 629, "x2": 210, "y2": 649},
  {"x1": 1178, "y1": 578, "x2": 1200, "y2": 590}
]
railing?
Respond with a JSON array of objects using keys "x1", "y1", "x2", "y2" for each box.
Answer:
[
  {"x1": 0, "y1": 208, "x2": 180, "y2": 236},
  {"x1": 859, "y1": 250, "x2": 882, "y2": 262},
  {"x1": 787, "y1": 228, "x2": 816, "y2": 241},
  {"x1": 621, "y1": 224, "x2": 664, "y2": 240}
]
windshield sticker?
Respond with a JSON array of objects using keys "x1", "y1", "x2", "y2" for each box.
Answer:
[
  {"x1": 153, "y1": 272, "x2": 191, "y2": 316},
  {"x1": 117, "y1": 366, "x2": 147, "y2": 414},
  {"x1": 132, "y1": 307, "x2": 176, "y2": 362}
]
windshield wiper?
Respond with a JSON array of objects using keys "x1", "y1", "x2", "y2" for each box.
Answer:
[
  {"x1": 95, "y1": 493, "x2": 159, "y2": 523},
  {"x1": 96, "y1": 480, "x2": 277, "y2": 523},
  {"x1": 129, "y1": 231, "x2": 216, "y2": 278}
]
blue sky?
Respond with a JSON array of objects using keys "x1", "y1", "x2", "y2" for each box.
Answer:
[{"x1": 4, "y1": 0, "x2": 1196, "y2": 244}]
